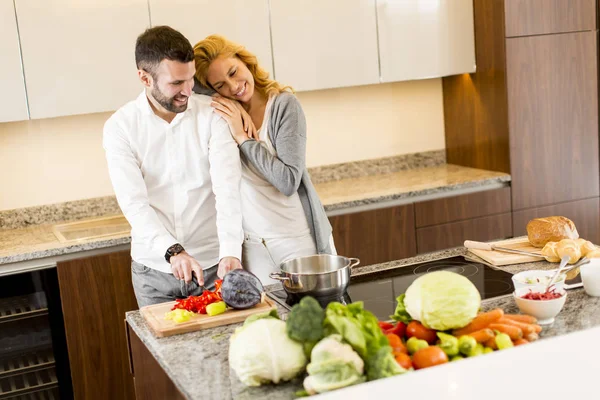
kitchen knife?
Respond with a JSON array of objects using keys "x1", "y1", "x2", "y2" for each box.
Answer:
[{"x1": 463, "y1": 240, "x2": 546, "y2": 258}]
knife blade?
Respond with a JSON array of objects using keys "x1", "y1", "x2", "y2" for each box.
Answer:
[{"x1": 463, "y1": 240, "x2": 545, "y2": 258}]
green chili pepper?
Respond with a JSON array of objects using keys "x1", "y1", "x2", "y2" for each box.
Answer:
[
  {"x1": 458, "y1": 335, "x2": 477, "y2": 356},
  {"x1": 437, "y1": 332, "x2": 459, "y2": 357}
]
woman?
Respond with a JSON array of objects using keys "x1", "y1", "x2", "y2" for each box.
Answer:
[{"x1": 193, "y1": 35, "x2": 335, "y2": 284}]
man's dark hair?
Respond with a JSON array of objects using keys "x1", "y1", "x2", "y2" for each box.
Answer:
[{"x1": 135, "y1": 26, "x2": 194, "y2": 77}]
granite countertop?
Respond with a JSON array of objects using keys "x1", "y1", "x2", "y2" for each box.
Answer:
[
  {"x1": 317, "y1": 164, "x2": 510, "y2": 212},
  {"x1": 0, "y1": 224, "x2": 132, "y2": 265},
  {"x1": 125, "y1": 247, "x2": 600, "y2": 400},
  {"x1": 0, "y1": 161, "x2": 509, "y2": 266}
]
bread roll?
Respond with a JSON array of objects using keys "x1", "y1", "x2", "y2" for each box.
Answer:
[
  {"x1": 556, "y1": 239, "x2": 581, "y2": 264},
  {"x1": 575, "y1": 238, "x2": 596, "y2": 256},
  {"x1": 541, "y1": 242, "x2": 561, "y2": 262},
  {"x1": 586, "y1": 249, "x2": 600, "y2": 259},
  {"x1": 526, "y1": 216, "x2": 579, "y2": 248}
]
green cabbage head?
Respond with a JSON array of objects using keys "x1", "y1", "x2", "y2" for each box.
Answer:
[
  {"x1": 229, "y1": 318, "x2": 307, "y2": 386},
  {"x1": 404, "y1": 271, "x2": 481, "y2": 330}
]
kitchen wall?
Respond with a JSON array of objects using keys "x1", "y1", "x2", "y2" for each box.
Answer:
[{"x1": 0, "y1": 78, "x2": 445, "y2": 211}]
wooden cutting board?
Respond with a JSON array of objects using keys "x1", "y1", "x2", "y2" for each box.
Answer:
[
  {"x1": 140, "y1": 295, "x2": 277, "y2": 338},
  {"x1": 52, "y1": 215, "x2": 130, "y2": 243},
  {"x1": 467, "y1": 237, "x2": 547, "y2": 266}
]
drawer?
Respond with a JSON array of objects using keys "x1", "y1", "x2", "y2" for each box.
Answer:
[
  {"x1": 504, "y1": 0, "x2": 596, "y2": 37},
  {"x1": 415, "y1": 187, "x2": 511, "y2": 228},
  {"x1": 416, "y1": 213, "x2": 513, "y2": 254}
]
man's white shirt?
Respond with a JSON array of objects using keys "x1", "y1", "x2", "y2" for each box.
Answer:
[{"x1": 103, "y1": 92, "x2": 243, "y2": 273}]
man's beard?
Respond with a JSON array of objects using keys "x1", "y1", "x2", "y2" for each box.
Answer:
[{"x1": 151, "y1": 86, "x2": 188, "y2": 113}]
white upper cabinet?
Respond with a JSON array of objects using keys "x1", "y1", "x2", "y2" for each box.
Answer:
[
  {"x1": 15, "y1": 0, "x2": 150, "y2": 119},
  {"x1": 0, "y1": 0, "x2": 28, "y2": 122},
  {"x1": 270, "y1": 0, "x2": 380, "y2": 92},
  {"x1": 377, "y1": 0, "x2": 476, "y2": 83},
  {"x1": 149, "y1": 0, "x2": 274, "y2": 78}
]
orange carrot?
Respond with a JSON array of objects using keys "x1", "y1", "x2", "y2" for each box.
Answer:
[
  {"x1": 484, "y1": 337, "x2": 498, "y2": 350},
  {"x1": 504, "y1": 314, "x2": 537, "y2": 324},
  {"x1": 453, "y1": 309, "x2": 504, "y2": 336},
  {"x1": 489, "y1": 323, "x2": 523, "y2": 340},
  {"x1": 467, "y1": 328, "x2": 495, "y2": 343},
  {"x1": 513, "y1": 338, "x2": 529, "y2": 346},
  {"x1": 498, "y1": 317, "x2": 542, "y2": 335}
]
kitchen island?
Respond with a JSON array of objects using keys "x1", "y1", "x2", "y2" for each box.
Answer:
[{"x1": 125, "y1": 247, "x2": 600, "y2": 400}]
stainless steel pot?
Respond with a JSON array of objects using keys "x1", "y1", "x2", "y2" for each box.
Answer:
[{"x1": 269, "y1": 255, "x2": 360, "y2": 298}]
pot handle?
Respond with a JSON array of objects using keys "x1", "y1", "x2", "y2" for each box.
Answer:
[
  {"x1": 269, "y1": 272, "x2": 290, "y2": 282},
  {"x1": 348, "y1": 257, "x2": 360, "y2": 270}
]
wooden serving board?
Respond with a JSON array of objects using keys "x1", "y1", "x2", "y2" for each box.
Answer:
[
  {"x1": 140, "y1": 295, "x2": 277, "y2": 338},
  {"x1": 467, "y1": 237, "x2": 546, "y2": 266}
]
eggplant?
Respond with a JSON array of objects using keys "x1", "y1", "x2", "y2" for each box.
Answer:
[{"x1": 221, "y1": 269, "x2": 264, "y2": 309}]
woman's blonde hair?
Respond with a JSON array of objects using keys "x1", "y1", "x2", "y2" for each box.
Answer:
[{"x1": 193, "y1": 34, "x2": 292, "y2": 97}]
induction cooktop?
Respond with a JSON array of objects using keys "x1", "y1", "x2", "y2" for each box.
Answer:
[{"x1": 266, "y1": 255, "x2": 582, "y2": 321}]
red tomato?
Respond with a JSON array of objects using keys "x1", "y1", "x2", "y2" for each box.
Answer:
[
  {"x1": 394, "y1": 352, "x2": 413, "y2": 370},
  {"x1": 406, "y1": 321, "x2": 438, "y2": 344},
  {"x1": 411, "y1": 346, "x2": 448, "y2": 370}
]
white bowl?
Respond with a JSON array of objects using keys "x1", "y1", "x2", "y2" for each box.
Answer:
[
  {"x1": 581, "y1": 259, "x2": 600, "y2": 297},
  {"x1": 512, "y1": 270, "x2": 565, "y2": 291},
  {"x1": 513, "y1": 287, "x2": 567, "y2": 325}
]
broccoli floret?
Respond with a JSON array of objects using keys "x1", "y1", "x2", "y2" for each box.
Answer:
[
  {"x1": 286, "y1": 296, "x2": 325, "y2": 343},
  {"x1": 366, "y1": 346, "x2": 406, "y2": 381}
]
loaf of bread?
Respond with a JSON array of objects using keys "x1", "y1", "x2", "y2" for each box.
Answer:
[{"x1": 526, "y1": 216, "x2": 579, "y2": 248}]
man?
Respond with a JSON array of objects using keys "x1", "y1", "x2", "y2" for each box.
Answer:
[{"x1": 103, "y1": 26, "x2": 243, "y2": 307}]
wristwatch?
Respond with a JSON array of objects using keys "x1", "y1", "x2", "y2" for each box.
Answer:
[{"x1": 165, "y1": 243, "x2": 185, "y2": 263}]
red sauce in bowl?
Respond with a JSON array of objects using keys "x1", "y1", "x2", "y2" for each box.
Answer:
[{"x1": 521, "y1": 287, "x2": 564, "y2": 301}]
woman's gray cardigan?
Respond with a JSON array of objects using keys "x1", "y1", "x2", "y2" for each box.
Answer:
[{"x1": 238, "y1": 92, "x2": 333, "y2": 254}]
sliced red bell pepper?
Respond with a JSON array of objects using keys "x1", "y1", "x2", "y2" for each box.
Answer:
[
  {"x1": 384, "y1": 321, "x2": 407, "y2": 338},
  {"x1": 378, "y1": 321, "x2": 394, "y2": 331},
  {"x1": 171, "y1": 279, "x2": 224, "y2": 314}
]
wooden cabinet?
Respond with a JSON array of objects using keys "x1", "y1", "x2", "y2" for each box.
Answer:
[
  {"x1": 417, "y1": 213, "x2": 513, "y2": 254},
  {"x1": 443, "y1": 0, "x2": 599, "y2": 229},
  {"x1": 126, "y1": 324, "x2": 185, "y2": 400},
  {"x1": 415, "y1": 187, "x2": 511, "y2": 227},
  {"x1": 377, "y1": 0, "x2": 475, "y2": 83},
  {"x1": 414, "y1": 188, "x2": 513, "y2": 253},
  {"x1": 148, "y1": 0, "x2": 274, "y2": 77},
  {"x1": 15, "y1": 0, "x2": 149, "y2": 119},
  {"x1": 57, "y1": 250, "x2": 138, "y2": 400},
  {"x1": 506, "y1": 31, "x2": 599, "y2": 210},
  {"x1": 512, "y1": 198, "x2": 600, "y2": 245},
  {"x1": 329, "y1": 204, "x2": 416, "y2": 266},
  {"x1": 504, "y1": 0, "x2": 596, "y2": 37},
  {"x1": 269, "y1": 0, "x2": 379, "y2": 91},
  {"x1": 0, "y1": 0, "x2": 28, "y2": 122}
]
